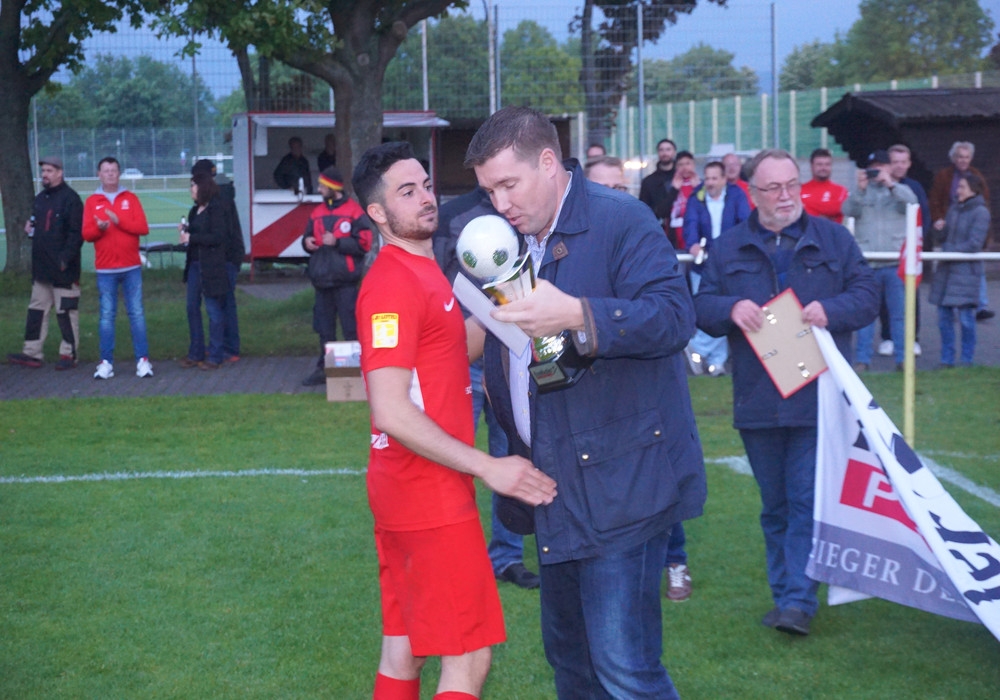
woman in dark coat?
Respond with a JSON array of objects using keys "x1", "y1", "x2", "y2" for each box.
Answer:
[
  {"x1": 929, "y1": 173, "x2": 990, "y2": 367},
  {"x1": 178, "y1": 171, "x2": 231, "y2": 369}
]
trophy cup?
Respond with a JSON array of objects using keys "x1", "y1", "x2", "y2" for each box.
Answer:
[{"x1": 457, "y1": 215, "x2": 590, "y2": 393}]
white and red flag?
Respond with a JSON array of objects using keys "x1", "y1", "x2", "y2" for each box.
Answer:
[{"x1": 808, "y1": 328, "x2": 1000, "y2": 641}]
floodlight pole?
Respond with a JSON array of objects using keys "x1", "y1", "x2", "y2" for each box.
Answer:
[
  {"x1": 636, "y1": 2, "x2": 645, "y2": 160},
  {"x1": 422, "y1": 20, "x2": 430, "y2": 112},
  {"x1": 485, "y1": 0, "x2": 497, "y2": 114},
  {"x1": 770, "y1": 3, "x2": 779, "y2": 149}
]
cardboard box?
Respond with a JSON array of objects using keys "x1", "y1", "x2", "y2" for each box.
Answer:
[{"x1": 324, "y1": 341, "x2": 366, "y2": 402}]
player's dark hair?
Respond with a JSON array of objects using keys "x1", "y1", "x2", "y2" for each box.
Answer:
[
  {"x1": 352, "y1": 141, "x2": 416, "y2": 208},
  {"x1": 97, "y1": 156, "x2": 119, "y2": 171},
  {"x1": 810, "y1": 148, "x2": 833, "y2": 161},
  {"x1": 675, "y1": 150, "x2": 695, "y2": 163},
  {"x1": 657, "y1": 138, "x2": 677, "y2": 150}
]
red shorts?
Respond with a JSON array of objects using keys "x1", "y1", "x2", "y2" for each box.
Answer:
[{"x1": 375, "y1": 518, "x2": 506, "y2": 657}]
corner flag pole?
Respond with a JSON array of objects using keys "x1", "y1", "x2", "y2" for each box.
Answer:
[{"x1": 903, "y1": 203, "x2": 920, "y2": 445}]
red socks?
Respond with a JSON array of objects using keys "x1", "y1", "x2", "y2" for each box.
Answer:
[
  {"x1": 433, "y1": 693, "x2": 478, "y2": 700},
  {"x1": 373, "y1": 673, "x2": 420, "y2": 700}
]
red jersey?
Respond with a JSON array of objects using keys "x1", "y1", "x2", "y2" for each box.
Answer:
[
  {"x1": 81, "y1": 190, "x2": 149, "y2": 270},
  {"x1": 800, "y1": 179, "x2": 848, "y2": 224},
  {"x1": 357, "y1": 244, "x2": 477, "y2": 531}
]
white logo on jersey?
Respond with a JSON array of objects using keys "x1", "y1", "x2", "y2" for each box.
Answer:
[
  {"x1": 121, "y1": 200, "x2": 130, "y2": 209},
  {"x1": 339, "y1": 220, "x2": 352, "y2": 234},
  {"x1": 371, "y1": 433, "x2": 389, "y2": 449},
  {"x1": 444, "y1": 297, "x2": 455, "y2": 312}
]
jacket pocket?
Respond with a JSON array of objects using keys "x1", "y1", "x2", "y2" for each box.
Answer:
[{"x1": 571, "y1": 408, "x2": 680, "y2": 532}]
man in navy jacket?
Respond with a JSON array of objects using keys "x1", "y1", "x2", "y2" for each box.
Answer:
[
  {"x1": 467, "y1": 107, "x2": 706, "y2": 699},
  {"x1": 694, "y1": 149, "x2": 878, "y2": 637}
]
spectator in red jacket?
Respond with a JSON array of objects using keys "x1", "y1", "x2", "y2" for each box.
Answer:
[
  {"x1": 800, "y1": 148, "x2": 848, "y2": 224},
  {"x1": 82, "y1": 157, "x2": 152, "y2": 379}
]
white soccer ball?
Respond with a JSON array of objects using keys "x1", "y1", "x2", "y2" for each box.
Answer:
[{"x1": 456, "y1": 215, "x2": 520, "y2": 283}]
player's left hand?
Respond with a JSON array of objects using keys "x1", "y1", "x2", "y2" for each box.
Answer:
[
  {"x1": 105, "y1": 210, "x2": 119, "y2": 225},
  {"x1": 481, "y1": 455, "x2": 557, "y2": 506},
  {"x1": 491, "y1": 279, "x2": 584, "y2": 337},
  {"x1": 801, "y1": 301, "x2": 828, "y2": 328}
]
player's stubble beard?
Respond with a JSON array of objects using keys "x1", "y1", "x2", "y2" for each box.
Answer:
[{"x1": 387, "y1": 204, "x2": 438, "y2": 241}]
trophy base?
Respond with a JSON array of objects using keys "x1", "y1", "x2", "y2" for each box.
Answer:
[{"x1": 529, "y1": 332, "x2": 592, "y2": 393}]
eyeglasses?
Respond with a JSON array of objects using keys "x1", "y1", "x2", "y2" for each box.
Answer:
[{"x1": 752, "y1": 180, "x2": 801, "y2": 197}]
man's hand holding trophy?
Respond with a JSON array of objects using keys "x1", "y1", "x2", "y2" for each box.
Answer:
[{"x1": 457, "y1": 215, "x2": 591, "y2": 393}]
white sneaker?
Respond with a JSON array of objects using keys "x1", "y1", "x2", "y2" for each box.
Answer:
[
  {"x1": 94, "y1": 360, "x2": 114, "y2": 379},
  {"x1": 685, "y1": 346, "x2": 705, "y2": 376},
  {"x1": 136, "y1": 357, "x2": 154, "y2": 378},
  {"x1": 913, "y1": 342, "x2": 922, "y2": 357},
  {"x1": 877, "y1": 340, "x2": 894, "y2": 356},
  {"x1": 708, "y1": 363, "x2": 727, "y2": 377}
]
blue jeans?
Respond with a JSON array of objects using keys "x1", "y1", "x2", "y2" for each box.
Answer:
[
  {"x1": 186, "y1": 262, "x2": 226, "y2": 364},
  {"x1": 937, "y1": 306, "x2": 976, "y2": 366},
  {"x1": 856, "y1": 266, "x2": 905, "y2": 364},
  {"x1": 96, "y1": 267, "x2": 149, "y2": 363},
  {"x1": 470, "y1": 362, "x2": 521, "y2": 575},
  {"x1": 665, "y1": 522, "x2": 687, "y2": 566},
  {"x1": 223, "y1": 263, "x2": 240, "y2": 358},
  {"x1": 688, "y1": 271, "x2": 728, "y2": 368},
  {"x1": 740, "y1": 426, "x2": 819, "y2": 616},
  {"x1": 540, "y1": 528, "x2": 679, "y2": 699}
]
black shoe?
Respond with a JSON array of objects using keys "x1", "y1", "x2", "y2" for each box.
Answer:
[
  {"x1": 496, "y1": 563, "x2": 540, "y2": 590},
  {"x1": 976, "y1": 309, "x2": 995, "y2": 322},
  {"x1": 7, "y1": 353, "x2": 43, "y2": 368},
  {"x1": 301, "y1": 368, "x2": 326, "y2": 386},
  {"x1": 775, "y1": 607, "x2": 811, "y2": 636},
  {"x1": 54, "y1": 355, "x2": 78, "y2": 370},
  {"x1": 761, "y1": 606, "x2": 782, "y2": 628}
]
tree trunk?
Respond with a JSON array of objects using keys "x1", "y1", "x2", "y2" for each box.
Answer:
[
  {"x1": 0, "y1": 78, "x2": 35, "y2": 275},
  {"x1": 234, "y1": 46, "x2": 258, "y2": 111},
  {"x1": 579, "y1": 3, "x2": 612, "y2": 147}
]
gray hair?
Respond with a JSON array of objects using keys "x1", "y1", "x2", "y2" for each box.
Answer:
[
  {"x1": 744, "y1": 148, "x2": 799, "y2": 186},
  {"x1": 949, "y1": 141, "x2": 975, "y2": 161}
]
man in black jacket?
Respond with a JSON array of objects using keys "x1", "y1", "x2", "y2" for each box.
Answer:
[
  {"x1": 8, "y1": 156, "x2": 84, "y2": 370},
  {"x1": 300, "y1": 166, "x2": 373, "y2": 386}
]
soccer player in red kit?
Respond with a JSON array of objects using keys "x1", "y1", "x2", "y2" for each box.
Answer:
[
  {"x1": 799, "y1": 148, "x2": 848, "y2": 223},
  {"x1": 351, "y1": 142, "x2": 556, "y2": 700}
]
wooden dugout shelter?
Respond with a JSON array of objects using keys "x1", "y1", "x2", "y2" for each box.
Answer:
[{"x1": 812, "y1": 88, "x2": 1000, "y2": 243}]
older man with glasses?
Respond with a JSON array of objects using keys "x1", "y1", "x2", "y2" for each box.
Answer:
[{"x1": 693, "y1": 149, "x2": 878, "y2": 636}]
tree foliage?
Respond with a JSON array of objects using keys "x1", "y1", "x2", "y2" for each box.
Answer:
[
  {"x1": 34, "y1": 55, "x2": 217, "y2": 129},
  {"x1": 383, "y1": 14, "x2": 490, "y2": 118},
  {"x1": 381, "y1": 15, "x2": 582, "y2": 119},
  {"x1": 573, "y1": 0, "x2": 727, "y2": 145},
  {"x1": 779, "y1": 39, "x2": 845, "y2": 92},
  {"x1": 156, "y1": 1, "x2": 466, "y2": 187},
  {"x1": 633, "y1": 43, "x2": 757, "y2": 103},
  {"x1": 501, "y1": 21, "x2": 583, "y2": 113},
  {"x1": 780, "y1": 0, "x2": 995, "y2": 90},
  {"x1": 1, "y1": 0, "x2": 157, "y2": 274}
]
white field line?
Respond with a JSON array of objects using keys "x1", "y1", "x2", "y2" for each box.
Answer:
[
  {"x1": 0, "y1": 467, "x2": 366, "y2": 485},
  {"x1": 708, "y1": 454, "x2": 1000, "y2": 507},
  {"x1": 3, "y1": 455, "x2": 998, "y2": 508}
]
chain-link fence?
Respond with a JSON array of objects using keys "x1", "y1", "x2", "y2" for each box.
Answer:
[{"x1": 25, "y1": 3, "x2": 1000, "y2": 172}]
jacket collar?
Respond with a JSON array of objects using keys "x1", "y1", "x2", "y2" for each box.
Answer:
[
  {"x1": 549, "y1": 160, "x2": 591, "y2": 239},
  {"x1": 736, "y1": 209, "x2": 819, "y2": 254}
]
